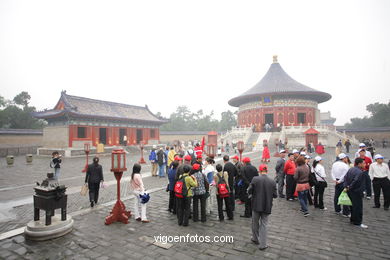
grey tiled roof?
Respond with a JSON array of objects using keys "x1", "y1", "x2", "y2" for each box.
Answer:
[
  {"x1": 32, "y1": 92, "x2": 166, "y2": 124},
  {"x1": 229, "y1": 62, "x2": 331, "y2": 107}
]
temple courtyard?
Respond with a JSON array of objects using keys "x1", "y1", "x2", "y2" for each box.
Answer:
[{"x1": 0, "y1": 147, "x2": 389, "y2": 259}]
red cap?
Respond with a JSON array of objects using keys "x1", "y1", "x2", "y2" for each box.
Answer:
[
  {"x1": 174, "y1": 156, "x2": 181, "y2": 161},
  {"x1": 259, "y1": 164, "x2": 268, "y2": 172},
  {"x1": 242, "y1": 157, "x2": 251, "y2": 163},
  {"x1": 192, "y1": 164, "x2": 200, "y2": 170},
  {"x1": 231, "y1": 155, "x2": 239, "y2": 160},
  {"x1": 184, "y1": 155, "x2": 192, "y2": 161},
  {"x1": 196, "y1": 154, "x2": 202, "y2": 159}
]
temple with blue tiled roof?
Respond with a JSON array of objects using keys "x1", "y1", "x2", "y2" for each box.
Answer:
[
  {"x1": 228, "y1": 56, "x2": 332, "y2": 131},
  {"x1": 32, "y1": 91, "x2": 166, "y2": 149}
]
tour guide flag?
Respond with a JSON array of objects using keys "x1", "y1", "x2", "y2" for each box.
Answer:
[{"x1": 201, "y1": 136, "x2": 205, "y2": 152}]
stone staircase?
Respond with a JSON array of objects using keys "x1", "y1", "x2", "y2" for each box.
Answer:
[
  {"x1": 245, "y1": 132, "x2": 260, "y2": 151},
  {"x1": 254, "y1": 132, "x2": 272, "y2": 151}
]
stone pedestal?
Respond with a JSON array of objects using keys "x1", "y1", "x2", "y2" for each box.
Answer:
[{"x1": 24, "y1": 215, "x2": 73, "y2": 241}]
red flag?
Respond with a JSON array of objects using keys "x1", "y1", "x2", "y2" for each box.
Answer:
[{"x1": 200, "y1": 136, "x2": 205, "y2": 152}]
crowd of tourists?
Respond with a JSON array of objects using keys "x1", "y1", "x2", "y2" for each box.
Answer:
[{"x1": 73, "y1": 138, "x2": 390, "y2": 251}]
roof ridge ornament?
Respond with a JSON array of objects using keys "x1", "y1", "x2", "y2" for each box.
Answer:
[{"x1": 273, "y1": 55, "x2": 278, "y2": 63}]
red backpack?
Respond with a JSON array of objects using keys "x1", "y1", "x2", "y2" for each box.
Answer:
[
  {"x1": 174, "y1": 175, "x2": 188, "y2": 198},
  {"x1": 217, "y1": 173, "x2": 230, "y2": 198}
]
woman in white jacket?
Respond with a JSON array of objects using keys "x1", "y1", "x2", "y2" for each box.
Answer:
[
  {"x1": 203, "y1": 157, "x2": 216, "y2": 215},
  {"x1": 313, "y1": 156, "x2": 327, "y2": 210},
  {"x1": 130, "y1": 163, "x2": 150, "y2": 223}
]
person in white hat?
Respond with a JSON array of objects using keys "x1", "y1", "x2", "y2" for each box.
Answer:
[
  {"x1": 354, "y1": 143, "x2": 372, "y2": 160},
  {"x1": 313, "y1": 156, "x2": 327, "y2": 210},
  {"x1": 331, "y1": 153, "x2": 351, "y2": 216},
  {"x1": 369, "y1": 154, "x2": 390, "y2": 210}
]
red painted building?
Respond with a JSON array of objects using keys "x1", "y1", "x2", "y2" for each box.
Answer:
[
  {"x1": 32, "y1": 91, "x2": 166, "y2": 148},
  {"x1": 228, "y1": 56, "x2": 331, "y2": 131}
]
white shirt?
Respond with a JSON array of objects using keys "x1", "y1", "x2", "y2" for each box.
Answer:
[
  {"x1": 331, "y1": 160, "x2": 350, "y2": 182},
  {"x1": 369, "y1": 162, "x2": 390, "y2": 180},
  {"x1": 314, "y1": 164, "x2": 326, "y2": 182},
  {"x1": 354, "y1": 150, "x2": 372, "y2": 160}
]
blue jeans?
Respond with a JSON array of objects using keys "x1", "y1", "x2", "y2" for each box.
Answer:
[
  {"x1": 298, "y1": 190, "x2": 309, "y2": 213},
  {"x1": 158, "y1": 164, "x2": 165, "y2": 177}
]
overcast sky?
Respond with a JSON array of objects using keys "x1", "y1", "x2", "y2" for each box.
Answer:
[{"x1": 1, "y1": 0, "x2": 389, "y2": 125}]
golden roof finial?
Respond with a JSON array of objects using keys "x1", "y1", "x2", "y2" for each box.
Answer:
[{"x1": 273, "y1": 55, "x2": 278, "y2": 63}]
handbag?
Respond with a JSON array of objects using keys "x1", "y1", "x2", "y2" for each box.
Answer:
[
  {"x1": 338, "y1": 191, "x2": 352, "y2": 206},
  {"x1": 80, "y1": 184, "x2": 88, "y2": 196},
  {"x1": 140, "y1": 192, "x2": 150, "y2": 204},
  {"x1": 314, "y1": 169, "x2": 327, "y2": 188}
]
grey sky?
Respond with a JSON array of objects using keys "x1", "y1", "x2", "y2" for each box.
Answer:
[{"x1": 1, "y1": 0, "x2": 389, "y2": 125}]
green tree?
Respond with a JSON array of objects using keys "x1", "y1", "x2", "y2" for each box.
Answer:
[
  {"x1": 218, "y1": 110, "x2": 237, "y2": 131},
  {"x1": 0, "y1": 91, "x2": 45, "y2": 129},
  {"x1": 159, "y1": 106, "x2": 237, "y2": 131},
  {"x1": 345, "y1": 101, "x2": 390, "y2": 128},
  {"x1": 13, "y1": 91, "x2": 31, "y2": 108}
]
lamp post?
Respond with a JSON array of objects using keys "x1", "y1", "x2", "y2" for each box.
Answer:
[
  {"x1": 82, "y1": 143, "x2": 90, "y2": 173},
  {"x1": 139, "y1": 141, "x2": 146, "y2": 164},
  {"x1": 105, "y1": 149, "x2": 131, "y2": 225},
  {"x1": 237, "y1": 140, "x2": 244, "y2": 162}
]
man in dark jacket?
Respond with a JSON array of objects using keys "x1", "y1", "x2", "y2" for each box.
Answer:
[
  {"x1": 344, "y1": 158, "x2": 368, "y2": 228},
  {"x1": 248, "y1": 164, "x2": 277, "y2": 250},
  {"x1": 240, "y1": 157, "x2": 259, "y2": 217},
  {"x1": 223, "y1": 155, "x2": 238, "y2": 211},
  {"x1": 157, "y1": 147, "x2": 167, "y2": 177},
  {"x1": 275, "y1": 150, "x2": 286, "y2": 198},
  {"x1": 85, "y1": 157, "x2": 104, "y2": 207}
]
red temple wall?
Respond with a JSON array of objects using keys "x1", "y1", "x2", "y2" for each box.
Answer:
[
  {"x1": 68, "y1": 125, "x2": 160, "y2": 148},
  {"x1": 237, "y1": 106, "x2": 316, "y2": 130}
]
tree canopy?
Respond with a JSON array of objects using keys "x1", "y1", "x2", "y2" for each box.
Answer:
[
  {"x1": 0, "y1": 92, "x2": 46, "y2": 129},
  {"x1": 159, "y1": 106, "x2": 237, "y2": 132},
  {"x1": 345, "y1": 101, "x2": 390, "y2": 128}
]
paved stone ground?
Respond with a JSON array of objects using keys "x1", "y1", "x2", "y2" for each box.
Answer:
[{"x1": 0, "y1": 147, "x2": 390, "y2": 259}]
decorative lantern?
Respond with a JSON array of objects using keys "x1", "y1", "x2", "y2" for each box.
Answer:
[
  {"x1": 138, "y1": 141, "x2": 146, "y2": 164},
  {"x1": 82, "y1": 143, "x2": 91, "y2": 173},
  {"x1": 111, "y1": 149, "x2": 127, "y2": 172},
  {"x1": 207, "y1": 144, "x2": 216, "y2": 158},
  {"x1": 84, "y1": 143, "x2": 90, "y2": 153},
  {"x1": 237, "y1": 140, "x2": 245, "y2": 162},
  {"x1": 105, "y1": 149, "x2": 131, "y2": 225}
]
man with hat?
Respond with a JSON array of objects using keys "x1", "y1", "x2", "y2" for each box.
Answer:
[
  {"x1": 344, "y1": 158, "x2": 368, "y2": 228},
  {"x1": 331, "y1": 153, "x2": 350, "y2": 216},
  {"x1": 292, "y1": 149, "x2": 300, "y2": 160},
  {"x1": 275, "y1": 150, "x2": 287, "y2": 198},
  {"x1": 369, "y1": 154, "x2": 390, "y2": 210},
  {"x1": 241, "y1": 157, "x2": 259, "y2": 218},
  {"x1": 175, "y1": 155, "x2": 192, "y2": 181},
  {"x1": 248, "y1": 164, "x2": 277, "y2": 251},
  {"x1": 355, "y1": 143, "x2": 372, "y2": 160}
]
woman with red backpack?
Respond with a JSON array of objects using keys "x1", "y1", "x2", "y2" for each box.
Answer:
[{"x1": 214, "y1": 164, "x2": 233, "y2": 221}]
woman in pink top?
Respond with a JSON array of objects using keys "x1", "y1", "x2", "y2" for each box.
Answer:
[{"x1": 130, "y1": 163, "x2": 150, "y2": 223}]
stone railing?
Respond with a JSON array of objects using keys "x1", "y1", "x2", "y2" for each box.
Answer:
[{"x1": 221, "y1": 126, "x2": 253, "y2": 144}]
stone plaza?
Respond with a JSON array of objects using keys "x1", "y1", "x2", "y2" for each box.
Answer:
[{"x1": 0, "y1": 146, "x2": 389, "y2": 259}]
